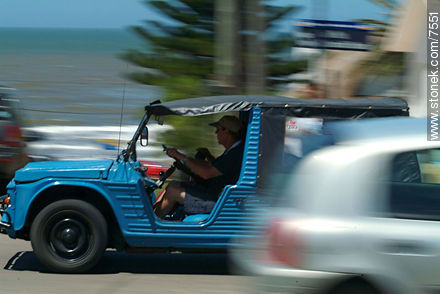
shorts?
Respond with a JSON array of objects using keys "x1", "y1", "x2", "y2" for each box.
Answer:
[{"x1": 183, "y1": 184, "x2": 217, "y2": 215}]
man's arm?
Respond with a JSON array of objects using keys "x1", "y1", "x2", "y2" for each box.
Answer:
[
  {"x1": 183, "y1": 156, "x2": 222, "y2": 179},
  {"x1": 166, "y1": 148, "x2": 222, "y2": 180}
]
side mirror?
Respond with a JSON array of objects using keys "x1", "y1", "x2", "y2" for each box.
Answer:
[{"x1": 140, "y1": 127, "x2": 149, "y2": 146}]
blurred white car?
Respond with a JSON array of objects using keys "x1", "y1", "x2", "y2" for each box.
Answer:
[{"x1": 233, "y1": 117, "x2": 440, "y2": 294}]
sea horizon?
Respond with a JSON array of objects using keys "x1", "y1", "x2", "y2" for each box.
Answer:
[{"x1": 0, "y1": 27, "x2": 145, "y2": 54}]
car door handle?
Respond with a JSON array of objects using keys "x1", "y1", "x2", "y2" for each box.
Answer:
[{"x1": 379, "y1": 240, "x2": 433, "y2": 256}]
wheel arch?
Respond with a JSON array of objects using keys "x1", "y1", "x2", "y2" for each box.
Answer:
[
  {"x1": 325, "y1": 276, "x2": 386, "y2": 294},
  {"x1": 19, "y1": 184, "x2": 125, "y2": 249}
]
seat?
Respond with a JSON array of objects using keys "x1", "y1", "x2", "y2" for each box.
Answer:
[{"x1": 182, "y1": 214, "x2": 209, "y2": 223}]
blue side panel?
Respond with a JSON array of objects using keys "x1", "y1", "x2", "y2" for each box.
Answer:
[
  {"x1": 125, "y1": 185, "x2": 268, "y2": 248},
  {"x1": 238, "y1": 107, "x2": 261, "y2": 186},
  {"x1": 106, "y1": 182, "x2": 154, "y2": 233},
  {"x1": 10, "y1": 161, "x2": 156, "y2": 235},
  {"x1": 105, "y1": 161, "x2": 155, "y2": 234},
  {"x1": 12, "y1": 179, "x2": 113, "y2": 231},
  {"x1": 204, "y1": 185, "x2": 265, "y2": 233}
]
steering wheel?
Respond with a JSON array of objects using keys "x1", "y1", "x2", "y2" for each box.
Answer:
[
  {"x1": 155, "y1": 163, "x2": 176, "y2": 189},
  {"x1": 161, "y1": 144, "x2": 185, "y2": 171},
  {"x1": 161, "y1": 144, "x2": 204, "y2": 183}
]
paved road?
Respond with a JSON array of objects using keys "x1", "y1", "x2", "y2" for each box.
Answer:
[{"x1": 0, "y1": 235, "x2": 253, "y2": 294}]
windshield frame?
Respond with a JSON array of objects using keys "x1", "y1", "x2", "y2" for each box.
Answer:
[{"x1": 122, "y1": 110, "x2": 151, "y2": 162}]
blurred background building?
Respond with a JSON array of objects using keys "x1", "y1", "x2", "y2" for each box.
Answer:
[{"x1": 285, "y1": 0, "x2": 434, "y2": 119}]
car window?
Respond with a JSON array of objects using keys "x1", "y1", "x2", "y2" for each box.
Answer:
[
  {"x1": 383, "y1": 148, "x2": 440, "y2": 221},
  {"x1": 418, "y1": 149, "x2": 440, "y2": 183}
]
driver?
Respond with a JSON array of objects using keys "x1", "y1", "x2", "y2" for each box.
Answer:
[{"x1": 154, "y1": 115, "x2": 244, "y2": 219}]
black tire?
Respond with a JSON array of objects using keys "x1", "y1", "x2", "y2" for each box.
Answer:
[{"x1": 30, "y1": 199, "x2": 108, "y2": 273}]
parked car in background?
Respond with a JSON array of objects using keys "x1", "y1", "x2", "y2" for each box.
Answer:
[
  {"x1": 233, "y1": 117, "x2": 440, "y2": 294},
  {"x1": 0, "y1": 86, "x2": 28, "y2": 194}
]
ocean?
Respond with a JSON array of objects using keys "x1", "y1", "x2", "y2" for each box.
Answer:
[
  {"x1": 0, "y1": 28, "x2": 166, "y2": 160},
  {"x1": 0, "y1": 27, "x2": 159, "y2": 126}
]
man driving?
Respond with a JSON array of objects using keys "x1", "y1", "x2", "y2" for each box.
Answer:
[{"x1": 154, "y1": 115, "x2": 244, "y2": 219}]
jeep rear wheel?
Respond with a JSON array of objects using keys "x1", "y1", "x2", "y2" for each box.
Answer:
[{"x1": 30, "y1": 199, "x2": 107, "y2": 273}]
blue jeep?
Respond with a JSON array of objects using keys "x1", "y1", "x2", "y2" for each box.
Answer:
[{"x1": 0, "y1": 95, "x2": 408, "y2": 273}]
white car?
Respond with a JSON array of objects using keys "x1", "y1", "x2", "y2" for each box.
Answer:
[{"x1": 233, "y1": 117, "x2": 440, "y2": 294}]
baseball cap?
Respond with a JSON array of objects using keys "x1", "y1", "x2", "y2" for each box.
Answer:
[{"x1": 209, "y1": 115, "x2": 242, "y2": 133}]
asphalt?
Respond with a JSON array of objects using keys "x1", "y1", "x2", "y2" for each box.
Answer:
[{"x1": 0, "y1": 234, "x2": 253, "y2": 294}]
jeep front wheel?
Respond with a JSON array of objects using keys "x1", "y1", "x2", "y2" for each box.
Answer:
[{"x1": 30, "y1": 199, "x2": 107, "y2": 273}]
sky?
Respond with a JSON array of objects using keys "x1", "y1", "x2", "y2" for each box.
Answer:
[{"x1": 0, "y1": 0, "x2": 398, "y2": 29}]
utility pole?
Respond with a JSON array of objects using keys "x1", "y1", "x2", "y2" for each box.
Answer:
[
  {"x1": 214, "y1": 0, "x2": 240, "y2": 94},
  {"x1": 215, "y1": 0, "x2": 267, "y2": 94},
  {"x1": 244, "y1": 0, "x2": 266, "y2": 94}
]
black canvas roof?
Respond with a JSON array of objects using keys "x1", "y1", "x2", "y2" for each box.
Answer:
[{"x1": 145, "y1": 95, "x2": 409, "y2": 116}]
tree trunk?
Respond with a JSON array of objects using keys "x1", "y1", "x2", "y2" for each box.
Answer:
[
  {"x1": 244, "y1": 0, "x2": 266, "y2": 94},
  {"x1": 214, "y1": 0, "x2": 241, "y2": 94}
]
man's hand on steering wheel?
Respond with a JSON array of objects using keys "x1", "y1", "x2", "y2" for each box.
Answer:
[
  {"x1": 165, "y1": 147, "x2": 185, "y2": 162},
  {"x1": 164, "y1": 147, "x2": 189, "y2": 170},
  {"x1": 163, "y1": 146, "x2": 188, "y2": 171},
  {"x1": 162, "y1": 146, "x2": 207, "y2": 185}
]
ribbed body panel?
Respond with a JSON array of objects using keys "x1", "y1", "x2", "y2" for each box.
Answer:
[
  {"x1": 239, "y1": 108, "x2": 261, "y2": 186},
  {"x1": 107, "y1": 182, "x2": 153, "y2": 233},
  {"x1": 206, "y1": 186, "x2": 266, "y2": 234}
]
